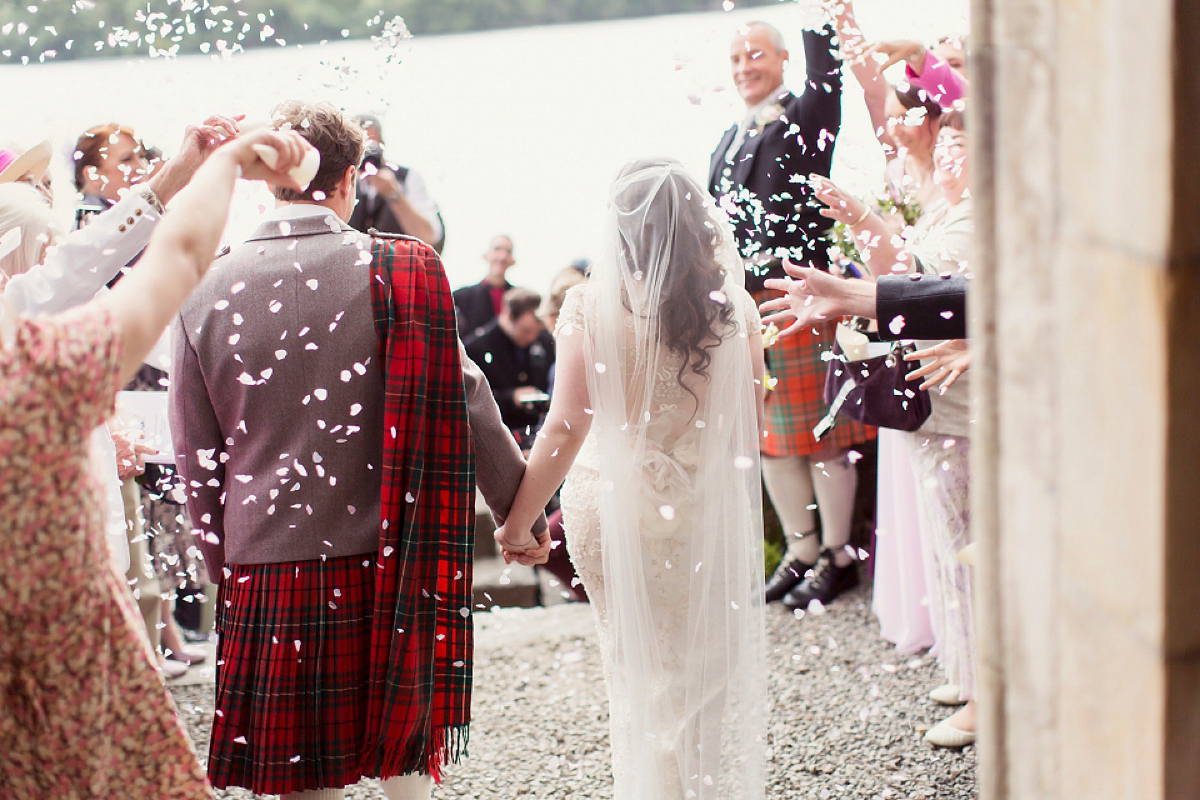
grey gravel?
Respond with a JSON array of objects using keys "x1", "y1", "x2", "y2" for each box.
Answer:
[{"x1": 172, "y1": 579, "x2": 976, "y2": 799}]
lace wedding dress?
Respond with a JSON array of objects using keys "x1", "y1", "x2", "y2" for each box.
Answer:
[{"x1": 553, "y1": 158, "x2": 766, "y2": 800}]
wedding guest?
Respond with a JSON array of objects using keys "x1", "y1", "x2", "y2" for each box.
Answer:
[
  {"x1": 71, "y1": 115, "x2": 243, "y2": 674},
  {"x1": 453, "y1": 233, "x2": 517, "y2": 338},
  {"x1": 4, "y1": 118, "x2": 240, "y2": 670},
  {"x1": 74, "y1": 123, "x2": 150, "y2": 212},
  {"x1": 760, "y1": 266, "x2": 967, "y2": 341},
  {"x1": 933, "y1": 35, "x2": 968, "y2": 76},
  {"x1": 348, "y1": 113, "x2": 444, "y2": 252},
  {"x1": 538, "y1": 261, "x2": 589, "y2": 338},
  {"x1": 0, "y1": 123, "x2": 312, "y2": 800},
  {"x1": 810, "y1": 108, "x2": 977, "y2": 747},
  {"x1": 709, "y1": 11, "x2": 871, "y2": 610},
  {"x1": 0, "y1": 139, "x2": 53, "y2": 200},
  {"x1": 833, "y1": 2, "x2": 953, "y2": 213},
  {"x1": 170, "y1": 101, "x2": 545, "y2": 800},
  {"x1": 464, "y1": 286, "x2": 553, "y2": 449},
  {"x1": 826, "y1": 0, "x2": 943, "y2": 657}
]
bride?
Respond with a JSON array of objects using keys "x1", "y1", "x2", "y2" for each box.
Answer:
[{"x1": 495, "y1": 158, "x2": 768, "y2": 799}]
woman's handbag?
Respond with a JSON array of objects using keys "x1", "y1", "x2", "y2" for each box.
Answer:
[{"x1": 813, "y1": 323, "x2": 932, "y2": 440}]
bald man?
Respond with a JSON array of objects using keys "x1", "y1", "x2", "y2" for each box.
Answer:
[{"x1": 710, "y1": 16, "x2": 874, "y2": 611}]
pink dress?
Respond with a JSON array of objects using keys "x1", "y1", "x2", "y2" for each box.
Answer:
[
  {"x1": 871, "y1": 430, "x2": 935, "y2": 654},
  {"x1": 0, "y1": 307, "x2": 209, "y2": 799}
]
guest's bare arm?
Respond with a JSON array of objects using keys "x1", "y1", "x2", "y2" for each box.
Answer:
[
  {"x1": 147, "y1": 114, "x2": 244, "y2": 204},
  {"x1": 808, "y1": 174, "x2": 912, "y2": 278},
  {"x1": 365, "y1": 167, "x2": 437, "y2": 245},
  {"x1": 100, "y1": 130, "x2": 311, "y2": 384},
  {"x1": 760, "y1": 261, "x2": 878, "y2": 337},
  {"x1": 904, "y1": 339, "x2": 971, "y2": 392},
  {"x1": 829, "y1": 0, "x2": 895, "y2": 153}
]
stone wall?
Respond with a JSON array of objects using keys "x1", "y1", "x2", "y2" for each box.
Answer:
[{"x1": 971, "y1": 0, "x2": 1200, "y2": 797}]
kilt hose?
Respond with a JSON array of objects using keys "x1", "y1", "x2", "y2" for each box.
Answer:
[
  {"x1": 208, "y1": 554, "x2": 375, "y2": 795},
  {"x1": 753, "y1": 291, "x2": 875, "y2": 457}
]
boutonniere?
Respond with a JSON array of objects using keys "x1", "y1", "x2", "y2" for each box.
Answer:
[{"x1": 754, "y1": 103, "x2": 785, "y2": 133}]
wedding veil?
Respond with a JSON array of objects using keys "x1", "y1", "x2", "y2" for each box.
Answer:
[{"x1": 584, "y1": 158, "x2": 766, "y2": 799}]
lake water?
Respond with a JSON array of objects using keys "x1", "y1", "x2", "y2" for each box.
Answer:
[{"x1": 3, "y1": 0, "x2": 967, "y2": 292}]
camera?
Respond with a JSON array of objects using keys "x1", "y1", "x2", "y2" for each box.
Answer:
[{"x1": 361, "y1": 142, "x2": 384, "y2": 172}]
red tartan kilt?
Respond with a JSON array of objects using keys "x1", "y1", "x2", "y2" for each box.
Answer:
[
  {"x1": 752, "y1": 294, "x2": 876, "y2": 457},
  {"x1": 207, "y1": 554, "x2": 376, "y2": 795}
]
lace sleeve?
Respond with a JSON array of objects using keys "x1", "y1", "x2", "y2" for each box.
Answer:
[
  {"x1": 733, "y1": 285, "x2": 761, "y2": 335},
  {"x1": 555, "y1": 283, "x2": 588, "y2": 337}
]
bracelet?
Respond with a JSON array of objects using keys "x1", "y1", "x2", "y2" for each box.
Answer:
[
  {"x1": 849, "y1": 205, "x2": 872, "y2": 227},
  {"x1": 386, "y1": 188, "x2": 404, "y2": 203}
]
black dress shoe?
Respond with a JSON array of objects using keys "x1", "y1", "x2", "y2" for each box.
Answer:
[
  {"x1": 765, "y1": 558, "x2": 815, "y2": 603},
  {"x1": 782, "y1": 553, "x2": 859, "y2": 610}
]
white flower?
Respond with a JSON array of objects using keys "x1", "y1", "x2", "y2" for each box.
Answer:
[{"x1": 755, "y1": 103, "x2": 785, "y2": 132}]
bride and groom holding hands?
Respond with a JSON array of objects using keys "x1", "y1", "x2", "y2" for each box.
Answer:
[{"x1": 162, "y1": 5, "x2": 837, "y2": 800}]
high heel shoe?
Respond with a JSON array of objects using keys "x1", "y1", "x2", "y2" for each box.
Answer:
[{"x1": 161, "y1": 644, "x2": 207, "y2": 666}]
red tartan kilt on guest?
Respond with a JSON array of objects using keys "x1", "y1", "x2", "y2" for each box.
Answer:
[
  {"x1": 207, "y1": 554, "x2": 376, "y2": 795},
  {"x1": 753, "y1": 291, "x2": 875, "y2": 457}
]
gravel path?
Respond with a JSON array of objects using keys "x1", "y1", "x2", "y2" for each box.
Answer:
[{"x1": 171, "y1": 580, "x2": 976, "y2": 799}]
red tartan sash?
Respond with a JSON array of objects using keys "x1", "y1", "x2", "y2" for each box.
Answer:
[{"x1": 363, "y1": 235, "x2": 475, "y2": 780}]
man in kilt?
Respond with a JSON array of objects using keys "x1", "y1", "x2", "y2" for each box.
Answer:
[
  {"x1": 170, "y1": 101, "x2": 546, "y2": 800},
  {"x1": 709, "y1": 15, "x2": 874, "y2": 610}
]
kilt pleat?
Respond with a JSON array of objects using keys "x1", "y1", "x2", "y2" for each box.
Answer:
[
  {"x1": 757, "y1": 310, "x2": 876, "y2": 457},
  {"x1": 207, "y1": 554, "x2": 375, "y2": 795}
]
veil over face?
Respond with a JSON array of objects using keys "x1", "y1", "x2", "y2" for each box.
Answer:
[{"x1": 572, "y1": 157, "x2": 766, "y2": 799}]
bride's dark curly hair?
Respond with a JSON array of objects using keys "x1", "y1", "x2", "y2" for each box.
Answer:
[{"x1": 615, "y1": 159, "x2": 737, "y2": 387}]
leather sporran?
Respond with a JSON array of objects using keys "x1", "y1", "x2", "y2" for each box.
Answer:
[{"x1": 813, "y1": 323, "x2": 931, "y2": 440}]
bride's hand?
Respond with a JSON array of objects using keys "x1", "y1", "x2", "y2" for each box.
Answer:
[
  {"x1": 498, "y1": 531, "x2": 553, "y2": 566},
  {"x1": 494, "y1": 524, "x2": 536, "y2": 554}
]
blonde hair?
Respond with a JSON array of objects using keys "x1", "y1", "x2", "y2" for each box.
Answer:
[
  {"x1": 0, "y1": 182, "x2": 55, "y2": 278},
  {"x1": 539, "y1": 266, "x2": 588, "y2": 322}
]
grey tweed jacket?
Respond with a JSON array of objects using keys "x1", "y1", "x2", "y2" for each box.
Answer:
[{"x1": 169, "y1": 210, "x2": 541, "y2": 576}]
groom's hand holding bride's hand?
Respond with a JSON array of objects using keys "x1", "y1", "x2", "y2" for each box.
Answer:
[{"x1": 494, "y1": 526, "x2": 553, "y2": 566}]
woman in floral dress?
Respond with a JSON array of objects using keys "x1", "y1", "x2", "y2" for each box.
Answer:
[{"x1": 0, "y1": 128, "x2": 313, "y2": 798}]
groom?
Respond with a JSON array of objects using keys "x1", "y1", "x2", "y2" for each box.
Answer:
[
  {"x1": 709, "y1": 16, "x2": 873, "y2": 610},
  {"x1": 170, "y1": 100, "x2": 547, "y2": 800}
]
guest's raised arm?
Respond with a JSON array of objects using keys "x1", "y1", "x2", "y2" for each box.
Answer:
[
  {"x1": 3, "y1": 114, "x2": 244, "y2": 316},
  {"x1": 99, "y1": 129, "x2": 312, "y2": 384}
]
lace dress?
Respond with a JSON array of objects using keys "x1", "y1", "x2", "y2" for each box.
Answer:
[{"x1": 557, "y1": 283, "x2": 763, "y2": 799}]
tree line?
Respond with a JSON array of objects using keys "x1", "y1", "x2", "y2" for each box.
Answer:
[{"x1": 0, "y1": 0, "x2": 774, "y2": 63}]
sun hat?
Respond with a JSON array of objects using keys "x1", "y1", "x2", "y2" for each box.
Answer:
[{"x1": 0, "y1": 140, "x2": 52, "y2": 184}]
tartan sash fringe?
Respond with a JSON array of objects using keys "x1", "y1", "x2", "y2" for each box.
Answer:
[
  {"x1": 364, "y1": 723, "x2": 472, "y2": 783},
  {"x1": 365, "y1": 235, "x2": 475, "y2": 779}
]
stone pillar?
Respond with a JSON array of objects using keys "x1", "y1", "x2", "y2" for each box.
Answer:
[{"x1": 971, "y1": 0, "x2": 1200, "y2": 798}]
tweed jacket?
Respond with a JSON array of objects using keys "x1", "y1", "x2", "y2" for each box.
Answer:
[{"x1": 170, "y1": 210, "x2": 540, "y2": 575}]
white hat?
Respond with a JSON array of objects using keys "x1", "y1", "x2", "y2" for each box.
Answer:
[{"x1": 0, "y1": 140, "x2": 52, "y2": 184}]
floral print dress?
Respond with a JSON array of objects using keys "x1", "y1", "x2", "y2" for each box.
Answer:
[{"x1": 0, "y1": 307, "x2": 209, "y2": 799}]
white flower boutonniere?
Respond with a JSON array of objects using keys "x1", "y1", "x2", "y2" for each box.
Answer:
[{"x1": 754, "y1": 103, "x2": 785, "y2": 133}]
